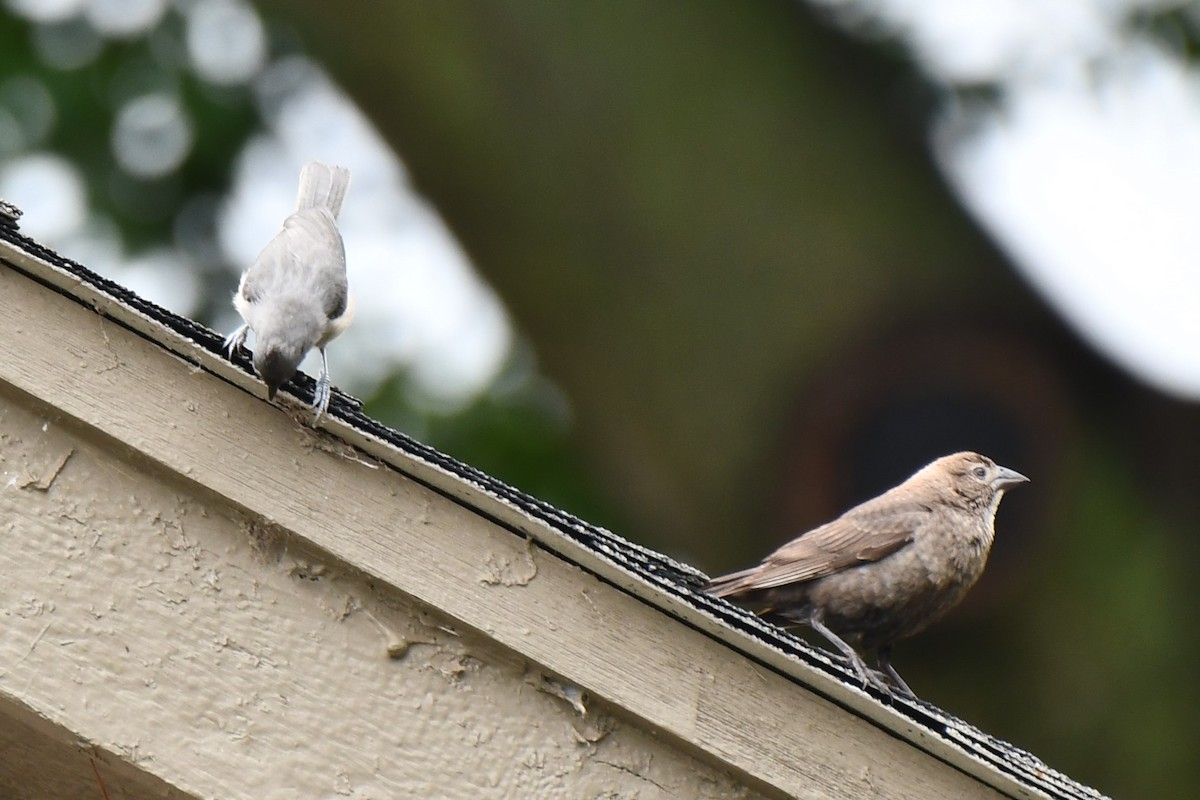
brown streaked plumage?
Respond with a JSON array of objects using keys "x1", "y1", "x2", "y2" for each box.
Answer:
[{"x1": 706, "y1": 451, "x2": 1028, "y2": 697}]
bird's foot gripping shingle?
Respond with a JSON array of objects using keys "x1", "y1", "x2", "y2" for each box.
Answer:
[
  {"x1": 312, "y1": 372, "x2": 332, "y2": 424},
  {"x1": 224, "y1": 324, "x2": 249, "y2": 357},
  {"x1": 842, "y1": 655, "x2": 896, "y2": 698}
]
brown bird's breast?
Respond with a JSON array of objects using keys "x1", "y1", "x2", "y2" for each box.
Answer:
[{"x1": 800, "y1": 505, "x2": 994, "y2": 649}]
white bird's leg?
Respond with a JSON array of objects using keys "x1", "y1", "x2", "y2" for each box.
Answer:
[
  {"x1": 223, "y1": 324, "x2": 249, "y2": 357},
  {"x1": 312, "y1": 346, "x2": 332, "y2": 423}
]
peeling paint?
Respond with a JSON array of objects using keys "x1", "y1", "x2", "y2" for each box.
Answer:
[
  {"x1": 479, "y1": 535, "x2": 539, "y2": 587},
  {"x1": 528, "y1": 670, "x2": 589, "y2": 716},
  {"x1": 17, "y1": 448, "x2": 73, "y2": 491}
]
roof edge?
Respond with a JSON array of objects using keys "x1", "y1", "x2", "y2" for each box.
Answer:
[{"x1": 0, "y1": 225, "x2": 1105, "y2": 800}]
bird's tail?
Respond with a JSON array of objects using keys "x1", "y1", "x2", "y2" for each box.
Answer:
[
  {"x1": 295, "y1": 161, "x2": 351, "y2": 218},
  {"x1": 704, "y1": 566, "x2": 761, "y2": 598}
]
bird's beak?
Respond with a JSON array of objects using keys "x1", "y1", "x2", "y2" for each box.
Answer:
[
  {"x1": 994, "y1": 466, "x2": 1029, "y2": 489},
  {"x1": 266, "y1": 383, "x2": 278, "y2": 401}
]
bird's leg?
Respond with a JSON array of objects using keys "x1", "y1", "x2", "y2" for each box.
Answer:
[
  {"x1": 876, "y1": 647, "x2": 916, "y2": 699},
  {"x1": 312, "y1": 346, "x2": 332, "y2": 423},
  {"x1": 808, "y1": 613, "x2": 891, "y2": 696},
  {"x1": 223, "y1": 324, "x2": 249, "y2": 357}
]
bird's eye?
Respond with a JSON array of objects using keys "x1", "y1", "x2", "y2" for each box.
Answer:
[{"x1": 972, "y1": 466, "x2": 987, "y2": 479}]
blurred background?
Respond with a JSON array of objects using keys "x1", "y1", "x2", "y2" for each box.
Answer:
[{"x1": 3, "y1": 1, "x2": 1200, "y2": 796}]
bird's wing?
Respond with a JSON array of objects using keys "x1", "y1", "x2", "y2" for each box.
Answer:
[
  {"x1": 235, "y1": 231, "x2": 290, "y2": 312},
  {"x1": 728, "y1": 501, "x2": 929, "y2": 591},
  {"x1": 320, "y1": 272, "x2": 349, "y2": 320},
  {"x1": 280, "y1": 209, "x2": 348, "y2": 315}
]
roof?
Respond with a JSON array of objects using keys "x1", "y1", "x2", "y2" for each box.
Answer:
[{"x1": 0, "y1": 207, "x2": 1106, "y2": 800}]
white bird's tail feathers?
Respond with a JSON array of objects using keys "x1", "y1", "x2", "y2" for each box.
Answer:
[{"x1": 295, "y1": 161, "x2": 351, "y2": 218}]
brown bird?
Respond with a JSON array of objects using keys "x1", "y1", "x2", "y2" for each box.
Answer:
[{"x1": 706, "y1": 451, "x2": 1028, "y2": 697}]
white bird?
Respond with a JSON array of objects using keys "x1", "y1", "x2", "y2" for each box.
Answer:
[{"x1": 224, "y1": 161, "x2": 354, "y2": 421}]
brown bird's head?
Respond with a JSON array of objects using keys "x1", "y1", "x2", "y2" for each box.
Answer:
[{"x1": 923, "y1": 451, "x2": 1029, "y2": 510}]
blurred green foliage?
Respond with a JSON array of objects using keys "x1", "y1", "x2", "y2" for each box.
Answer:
[
  {"x1": 0, "y1": 14, "x2": 255, "y2": 235},
  {"x1": 365, "y1": 358, "x2": 628, "y2": 536}
]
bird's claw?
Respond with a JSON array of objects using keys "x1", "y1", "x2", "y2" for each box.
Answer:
[
  {"x1": 879, "y1": 661, "x2": 916, "y2": 699},
  {"x1": 312, "y1": 374, "x2": 331, "y2": 425},
  {"x1": 223, "y1": 325, "x2": 249, "y2": 358},
  {"x1": 845, "y1": 657, "x2": 894, "y2": 698},
  {"x1": 850, "y1": 660, "x2": 918, "y2": 701}
]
